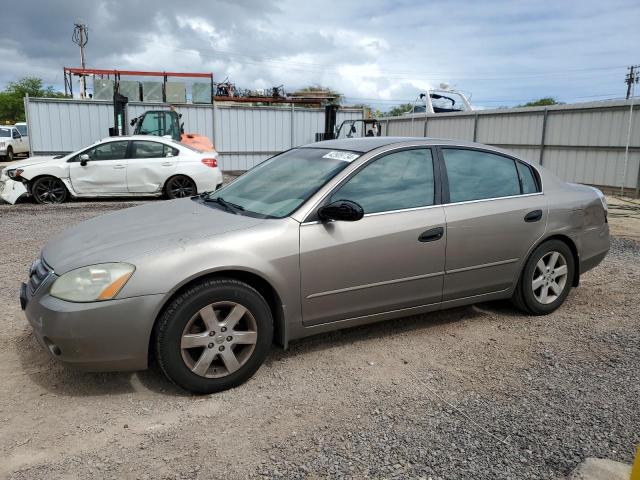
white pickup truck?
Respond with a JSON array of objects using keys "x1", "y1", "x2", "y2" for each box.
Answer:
[{"x1": 0, "y1": 125, "x2": 30, "y2": 161}]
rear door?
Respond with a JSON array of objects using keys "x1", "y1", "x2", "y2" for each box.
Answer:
[
  {"x1": 126, "y1": 140, "x2": 178, "y2": 193},
  {"x1": 439, "y1": 147, "x2": 547, "y2": 301},
  {"x1": 299, "y1": 147, "x2": 446, "y2": 326},
  {"x1": 69, "y1": 140, "x2": 129, "y2": 194}
]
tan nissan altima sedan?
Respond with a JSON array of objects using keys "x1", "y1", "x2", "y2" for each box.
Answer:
[{"x1": 21, "y1": 137, "x2": 610, "y2": 394}]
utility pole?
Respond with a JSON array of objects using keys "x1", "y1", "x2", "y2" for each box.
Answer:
[
  {"x1": 621, "y1": 65, "x2": 639, "y2": 195},
  {"x1": 625, "y1": 65, "x2": 638, "y2": 99},
  {"x1": 72, "y1": 21, "x2": 89, "y2": 98}
]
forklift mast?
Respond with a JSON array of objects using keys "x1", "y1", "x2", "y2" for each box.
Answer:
[{"x1": 109, "y1": 92, "x2": 129, "y2": 136}]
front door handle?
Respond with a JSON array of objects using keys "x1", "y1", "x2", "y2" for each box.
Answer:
[
  {"x1": 419, "y1": 226, "x2": 444, "y2": 242},
  {"x1": 161, "y1": 162, "x2": 174, "y2": 166},
  {"x1": 524, "y1": 209, "x2": 543, "y2": 222},
  {"x1": 113, "y1": 164, "x2": 125, "y2": 170}
]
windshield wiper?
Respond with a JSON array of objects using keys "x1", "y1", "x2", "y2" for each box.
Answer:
[{"x1": 203, "y1": 196, "x2": 245, "y2": 213}]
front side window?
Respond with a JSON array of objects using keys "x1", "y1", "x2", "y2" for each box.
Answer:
[
  {"x1": 130, "y1": 140, "x2": 173, "y2": 159},
  {"x1": 206, "y1": 148, "x2": 356, "y2": 218},
  {"x1": 86, "y1": 141, "x2": 129, "y2": 161},
  {"x1": 443, "y1": 149, "x2": 520, "y2": 203},
  {"x1": 12, "y1": 129, "x2": 20, "y2": 139},
  {"x1": 330, "y1": 148, "x2": 435, "y2": 214}
]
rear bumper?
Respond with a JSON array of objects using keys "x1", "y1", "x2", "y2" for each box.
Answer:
[
  {"x1": 578, "y1": 223, "x2": 610, "y2": 275},
  {"x1": 22, "y1": 276, "x2": 163, "y2": 372}
]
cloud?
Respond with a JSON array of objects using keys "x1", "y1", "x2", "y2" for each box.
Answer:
[{"x1": 1, "y1": 0, "x2": 638, "y2": 110}]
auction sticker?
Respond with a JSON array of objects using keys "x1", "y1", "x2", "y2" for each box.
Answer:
[{"x1": 322, "y1": 151, "x2": 360, "y2": 162}]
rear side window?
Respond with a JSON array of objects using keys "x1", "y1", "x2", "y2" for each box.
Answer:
[
  {"x1": 516, "y1": 162, "x2": 539, "y2": 194},
  {"x1": 130, "y1": 141, "x2": 177, "y2": 159},
  {"x1": 330, "y1": 148, "x2": 435, "y2": 214},
  {"x1": 443, "y1": 149, "x2": 520, "y2": 202}
]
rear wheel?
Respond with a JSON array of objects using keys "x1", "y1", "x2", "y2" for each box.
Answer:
[
  {"x1": 31, "y1": 176, "x2": 68, "y2": 204},
  {"x1": 512, "y1": 240, "x2": 574, "y2": 315},
  {"x1": 165, "y1": 175, "x2": 196, "y2": 199},
  {"x1": 154, "y1": 279, "x2": 273, "y2": 394}
]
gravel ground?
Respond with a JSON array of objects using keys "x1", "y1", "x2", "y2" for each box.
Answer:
[{"x1": 0, "y1": 199, "x2": 638, "y2": 480}]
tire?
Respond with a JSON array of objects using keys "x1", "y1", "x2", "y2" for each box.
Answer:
[
  {"x1": 6, "y1": 147, "x2": 13, "y2": 162},
  {"x1": 154, "y1": 279, "x2": 273, "y2": 394},
  {"x1": 165, "y1": 175, "x2": 197, "y2": 199},
  {"x1": 31, "y1": 176, "x2": 68, "y2": 204},
  {"x1": 512, "y1": 239, "x2": 575, "y2": 315}
]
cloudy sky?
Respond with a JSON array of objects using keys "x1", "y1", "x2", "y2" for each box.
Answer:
[{"x1": 2, "y1": 0, "x2": 639, "y2": 109}]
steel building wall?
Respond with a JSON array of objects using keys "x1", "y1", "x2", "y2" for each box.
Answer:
[
  {"x1": 26, "y1": 99, "x2": 114, "y2": 154},
  {"x1": 426, "y1": 116, "x2": 475, "y2": 141},
  {"x1": 381, "y1": 99, "x2": 640, "y2": 191}
]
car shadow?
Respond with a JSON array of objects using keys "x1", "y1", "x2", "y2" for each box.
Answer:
[
  {"x1": 16, "y1": 300, "x2": 522, "y2": 398},
  {"x1": 15, "y1": 328, "x2": 184, "y2": 397}
]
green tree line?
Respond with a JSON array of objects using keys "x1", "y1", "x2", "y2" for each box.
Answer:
[{"x1": 0, "y1": 77, "x2": 66, "y2": 123}]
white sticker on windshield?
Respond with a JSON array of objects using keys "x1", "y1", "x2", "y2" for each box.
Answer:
[{"x1": 322, "y1": 151, "x2": 360, "y2": 162}]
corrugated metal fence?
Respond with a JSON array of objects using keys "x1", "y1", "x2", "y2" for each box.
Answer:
[
  {"x1": 381, "y1": 100, "x2": 640, "y2": 192},
  {"x1": 24, "y1": 98, "x2": 363, "y2": 171}
]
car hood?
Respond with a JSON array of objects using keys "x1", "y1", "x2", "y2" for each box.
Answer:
[
  {"x1": 42, "y1": 198, "x2": 265, "y2": 274},
  {"x1": 2, "y1": 155, "x2": 61, "y2": 170}
]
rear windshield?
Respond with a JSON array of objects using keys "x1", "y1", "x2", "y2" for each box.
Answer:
[{"x1": 15, "y1": 124, "x2": 28, "y2": 136}]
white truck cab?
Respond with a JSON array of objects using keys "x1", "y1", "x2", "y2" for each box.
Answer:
[{"x1": 0, "y1": 125, "x2": 30, "y2": 161}]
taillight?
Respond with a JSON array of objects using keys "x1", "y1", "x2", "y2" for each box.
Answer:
[{"x1": 201, "y1": 158, "x2": 218, "y2": 168}]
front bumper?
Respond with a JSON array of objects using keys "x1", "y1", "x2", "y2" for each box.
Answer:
[
  {"x1": 22, "y1": 274, "x2": 164, "y2": 372},
  {"x1": 0, "y1": 177, "x2": 28, "y2": 204}
]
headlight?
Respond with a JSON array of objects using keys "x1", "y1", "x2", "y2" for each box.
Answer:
[
  {"x1": 50, "y1": 263, "x2": 135, "y2": 302},
  {"x1": 0, "y1": 142, "x2": 5, "y2": 148}
]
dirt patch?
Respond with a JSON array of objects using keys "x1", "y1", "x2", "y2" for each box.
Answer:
[{"x1": 0, "y1": 200, "x2": 638, "y2": 479}]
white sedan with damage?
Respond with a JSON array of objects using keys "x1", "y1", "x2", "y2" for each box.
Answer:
[{"x1": 0, "y1": 135, "x2": 223, "y2": 204}]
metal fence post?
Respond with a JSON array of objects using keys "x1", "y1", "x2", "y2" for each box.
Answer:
[
  {"x1": 473, "y1": 113, "x2": 479, "y2": 142},
  {"x1": 539, "y1": 108, "x2": 548, "y2": 166},
  {"x1": 290, "y1": 103, "x2": 295, "y2": 148},
  {"x1": 23, "y1": 94, "x2": 31, "y2": 156}
]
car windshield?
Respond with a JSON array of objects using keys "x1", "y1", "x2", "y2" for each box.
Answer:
[
  {"x1": 15, "y1": 124, "x2": 27, "y2": 136},
  {"x1": 205, "y1": 148, "x2": 359, "y2": 218},
  {"x1": 0, "y1": 128, "x2": 10, "y2": 137}
]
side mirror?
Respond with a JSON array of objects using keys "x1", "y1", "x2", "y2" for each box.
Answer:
[
  {"x1": 79, "y1": 153, "x2": 90, "y2": 166},
  {"x1": 318, "y1": 200, "x2": 364, "y2": 222}
]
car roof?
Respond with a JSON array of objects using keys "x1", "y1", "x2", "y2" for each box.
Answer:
[{"x1": 302, "y1": 136, "x2": 530, "y2": 163}]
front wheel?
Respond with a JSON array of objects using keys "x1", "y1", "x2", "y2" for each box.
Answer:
[
  {"x1": 512, "y1": 240, "x2": 575, "y2": 315},
  {"x1": 154, "y1": 279, "x2": 273, "y2": 394},
  {"x1": 6, "y1": 147, "x2": 13, "y2": 162},
  {"x1": 31, "y1": 176, "x2": 68, "y2": 204},
  {"x1": 165, "y1": 175, "x2": 196, "y2": 199}
]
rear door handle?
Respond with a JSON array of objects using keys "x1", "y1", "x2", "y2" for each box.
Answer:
[
  {"x1": 161, "y1": 162, "x2": 174, "y2": 166},
  {"x1": 419, "y1": 226, "x2": 444, "y2": 242},
  {"x1": 524, "y1": 209, "x2": 543, "y2": 222},
  {"x1": 113, "y1": 164, "x2": 125, "y2": 169}
]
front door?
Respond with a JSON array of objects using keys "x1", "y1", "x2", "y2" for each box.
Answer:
[
  {"x1": 299, "y1": 147, "x2": 446, "y2": 326},
  {"x1": 69, "y1": 140, "x2": 129, "y2": 195},
  {"x1": 439, "y1": 147, "x2": 547, "y2": 301},
  {"x1": 126, "y1": 140, "x2": 178, "y2": 193}
]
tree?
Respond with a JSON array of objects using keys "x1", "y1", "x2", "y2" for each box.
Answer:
[
  {"x1": 0, "y1": 77, "x2": 66, "y2": 123},
  {"x1": 386, "y1": 103, "x2": 414, "y2": 117},
  {"x1": 516, "y1": 97, "x2": 562, "y2": 108}
]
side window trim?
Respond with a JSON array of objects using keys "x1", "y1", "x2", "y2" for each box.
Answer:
[
  {"x1": 436, "y1": 145, "x2": 542, "y2": 205},
  {"x1": 304, "y1": 145, "x2": 442, "y2": 223}
]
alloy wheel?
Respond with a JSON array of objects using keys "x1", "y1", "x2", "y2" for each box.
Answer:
[
  {"x1": 168, "y1": 177, "x2": 196, "y2": 198},
  {"x1": 532, "y1": 251, "x2": 568, "y2": 305},
  {"x1": 33, "y1": 178, "x2": 66, "y2": 203},
  {"x1": 180, "y1": 301, "x2": 258, "y2": 378}
]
